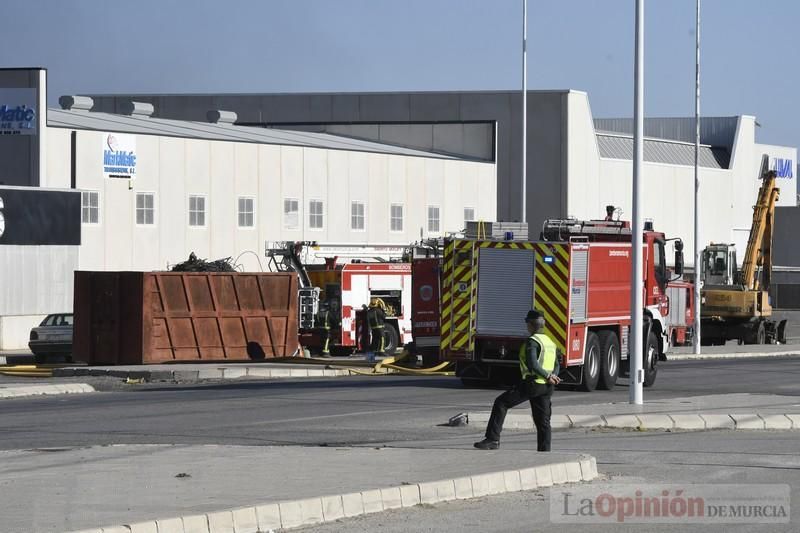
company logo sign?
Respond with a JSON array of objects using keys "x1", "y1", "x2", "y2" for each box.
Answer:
[
  {"x1": 771, "y1": 158, "x2": 794, "y2": 179},
  {"x1": 0, "y1": 88, "x2": 37, "y2": 135},
  {"x1": 102, "y1": 133, "x2": 137, "y2": 179}
]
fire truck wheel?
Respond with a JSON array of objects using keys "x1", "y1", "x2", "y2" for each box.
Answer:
[
  {"x1": 579, "y1": 332, "x2": 601, "y2": 392},
  {"x1": 643, "y1": 331, "x2": 658, "y2": 387},
  {"x1": 596, "y1": 330, "x2": 620, "y2": 390}
]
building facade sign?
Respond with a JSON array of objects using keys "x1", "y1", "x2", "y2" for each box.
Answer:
[
  {"x1": 102, "y1": 133, "x2": 137, "y2": 179},
  {"x1": 771, "y1": 157, "x2": 794, "y2": 179},
  {"x1": 0, "y1": 88, "x2": 37, "y2": 135}
]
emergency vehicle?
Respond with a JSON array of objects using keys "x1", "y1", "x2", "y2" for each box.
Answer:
[
  {"x1": 266, "y1": 242, "x2": 412, "y2": 355},
  {"x1": 437, "y1": 218, "x2": 691, "y2": 390}
]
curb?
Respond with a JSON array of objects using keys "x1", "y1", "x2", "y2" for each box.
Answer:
[
  {"x1": 53, "y1": 366, "x2": 354, "y2": 382},
  {"x1": 467, "y1": 412, "x2": 800, "y2": 431},
  {"x1": 667, "y1": 351, "x2": 800, "y2": 361},
  {"x1": 68, "y1": 456, "x2": 598, "y2": 533},
  {"x1": 0, "y1": 383, "x2": 95, "y2": 399}
]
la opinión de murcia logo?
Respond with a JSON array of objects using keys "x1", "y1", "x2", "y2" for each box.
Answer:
[{"x1": 551, "y1": 484, "x2": 790, "y2": 524}]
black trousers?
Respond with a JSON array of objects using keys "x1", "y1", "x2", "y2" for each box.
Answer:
[
  {"x1": 485, "y1": 379, "x2": 554, "y2": 451},
  {"x1": 369, "y1": 326, "x2": 385, "y2": 354}
]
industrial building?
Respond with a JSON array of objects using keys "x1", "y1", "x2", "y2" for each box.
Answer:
[{"x1": 0, "y1": 69, "x2": 496, "y2": 349}]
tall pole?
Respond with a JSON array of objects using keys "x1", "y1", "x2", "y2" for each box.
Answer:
[
  {"x1": 693, "y1": 0, "x2": 702, "y2": 354},
  {"x1": 630, "y1": 0, "x2": 645, "y2": 405},
  {"x1": 521, "y1": 0, "x2": 528, "y2": 224}
]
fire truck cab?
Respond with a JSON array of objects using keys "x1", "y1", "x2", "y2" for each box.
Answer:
[{"x1": 439, "y1": 219, "x2": 689, "y2": 391}]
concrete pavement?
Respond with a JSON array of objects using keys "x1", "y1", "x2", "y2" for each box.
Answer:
[
  {"x1": 467, "y1": 393, "x2": 800, "y2": 431},
  {"x1": 0, "y1": 443, "x2": 597, "y2": 532},
  {"x1": 0, "y1": 382, "x2": 94, "y2": 399},
  {"x1": 52, "y1": 361, "x2": 357, "y2": 381}
]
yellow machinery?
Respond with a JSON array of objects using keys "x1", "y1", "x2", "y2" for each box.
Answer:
[{"x1": 700, "y1": 155, "x2": 786, "y2": 345}]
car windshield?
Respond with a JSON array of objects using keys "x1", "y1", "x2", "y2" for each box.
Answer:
[{"x1": 40, "y1": 315, "x2": 57, "y2": 326}]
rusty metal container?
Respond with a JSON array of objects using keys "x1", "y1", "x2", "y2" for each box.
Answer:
[{"x1": 73, "y1": 271, "x2": 299, "y2": 365}]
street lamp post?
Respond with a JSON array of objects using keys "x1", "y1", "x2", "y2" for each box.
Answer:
[
  {"x1": 693, "y1": 0, "x2": 702, "y2": 354},
  {"x1": 521, "y1": 0, "x2": 528, "y2": 224},
  {"x1": 630, "y1": 0, "x2": 645, "y2": 405}
]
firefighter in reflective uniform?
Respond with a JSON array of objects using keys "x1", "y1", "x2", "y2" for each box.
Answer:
[
  {"x1": 366, "y1": 298, "x2": 386, "y2": 361},
  {"x1": 475, "y1": 309, "x2": 562, "y2": 451},
  {"x1": 317, "y1": 303, "x2": 333, "y2": 357}
]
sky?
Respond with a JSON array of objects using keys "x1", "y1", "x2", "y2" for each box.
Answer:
[{"x1": 1, "y1": 0, "x2": 797, "y2": 150}]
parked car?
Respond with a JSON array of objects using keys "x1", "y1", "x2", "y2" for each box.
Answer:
[{"x1": 29, "y1": 313, "x2": 73, "y2": 362}]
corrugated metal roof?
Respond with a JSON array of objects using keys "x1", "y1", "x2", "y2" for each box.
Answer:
[
  {"x1": 46, "y1": 108, "x2": 459, "y2": 159},
  {"x1": 594, "y1": 116, "x2": 739, "y2": 148},
  {"x1": 596, "y1": 133, "x2": 730, "y2": 169}
]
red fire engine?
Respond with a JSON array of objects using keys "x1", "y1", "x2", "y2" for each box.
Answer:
[
  {"x1": 266, "y1": 241, "x2": 412, "y2": 355},
  {"x1": 436, "y1": 219, "x2": 692, "y2": 390}
]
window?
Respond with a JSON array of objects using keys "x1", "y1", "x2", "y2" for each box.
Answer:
[
  {"x1": 135, "y1": 192, "x2": 155, "y2": 226},
  {"x1": 81, "y1": 191, "x2": 99, "y2": 225},
  {"x1": 284, "y1": 198, "x2": 299, "y2": 230},
  {"x1": 238, "y1": 196, "x2": 255, "y2": 228},
  {"x1": 309, "y1": 199, "x2": 324, "y2": 229},
  {"x1": 351, "y1": 201, "x2": 365, "y2": 231},
  {"x1": 464, "y1": 207, "x2": 475, "y2": 225},
  {"x1": 189, "y1": 195, "x2": 206, "y2": 227},
  {"x1": 390, "y1": 204, "x2": 404, "y2": 232},
  {"x1": 427, "y1": 205, "x2": 440, "y2": 233}
]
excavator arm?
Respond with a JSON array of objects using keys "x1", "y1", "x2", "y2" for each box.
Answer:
[{"x1": 740, "y1": 155, "x2": 780, "y2": 292}]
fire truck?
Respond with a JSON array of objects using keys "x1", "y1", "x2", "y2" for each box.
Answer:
[
  {"x1": 267, "y1": 242, "x2": 412, "y2": 355},
  {"x1": 438, "y1": 218, "x2": 691, "y2": 390}
]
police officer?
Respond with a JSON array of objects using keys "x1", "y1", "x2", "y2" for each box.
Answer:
[
  {"x1": 474, "y1": 309, "x2": 561, "y2": 451},
  {"x1": 317, "y1": 303, "x2": 332, "y2": 357},
  {"x1": 366, "y1": 298, "x2": 386, "y2": 360}
]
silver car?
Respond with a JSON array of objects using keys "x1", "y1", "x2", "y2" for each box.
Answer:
[{"x1": 29, "y1": 313, "x2": 73, "y2": 362}]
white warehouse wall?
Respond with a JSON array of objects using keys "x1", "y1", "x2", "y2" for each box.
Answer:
[{"x1": 55, "y1": 127, "x2": 497, "y2": 273}]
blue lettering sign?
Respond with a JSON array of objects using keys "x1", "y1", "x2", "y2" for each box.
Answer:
[
  {"x1": 0, "y1": 104, "x2": 35, "y2": 131},
  {"x1": 772, "y1": 158, "x2": 794, "y2": 179}
]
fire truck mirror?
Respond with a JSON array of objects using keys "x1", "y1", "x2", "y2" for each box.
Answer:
[{"x1": 674, "y1": 248, "x2": 684, "y2": 277}]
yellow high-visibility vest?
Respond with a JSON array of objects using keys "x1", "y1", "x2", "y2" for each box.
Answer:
[{"x1": 518, "y1": 333, "x2": 557, "y2": 384}]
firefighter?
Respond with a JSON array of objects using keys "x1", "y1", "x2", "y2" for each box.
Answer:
[
  {"x1": 317, "y1": 302, "x2": 332, "y2": 357},
  {"x1": 604, "y1": 205, "x2": 615, "y2": 221},
  {"x1": 474, "y1": 309, "x2": 562, "y2": 452},
  {"x1": 366, "y1": 298, "x2": 386, "y2": 362}
]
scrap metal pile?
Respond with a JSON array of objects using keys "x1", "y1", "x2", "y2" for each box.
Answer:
[{"x1": 170, "y1": 252, "x2": 236, "y2": 273}]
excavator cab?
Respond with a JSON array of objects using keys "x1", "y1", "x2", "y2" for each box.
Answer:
[{"x1": 701, "y1": 244, "x2": 737, "y2": 287}]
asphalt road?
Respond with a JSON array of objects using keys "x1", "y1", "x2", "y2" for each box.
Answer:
[{"x1": 0, "y1": 357, "x2": 798, "y2": 451}]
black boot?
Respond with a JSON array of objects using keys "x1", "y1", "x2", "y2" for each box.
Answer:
[{"x1": 473, "y1": 438, "x2": 499, "y2": 450}]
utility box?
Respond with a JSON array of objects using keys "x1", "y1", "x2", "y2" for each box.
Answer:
[{"x1": 73, "y1": 271, "x2": 299, "y2": 365}]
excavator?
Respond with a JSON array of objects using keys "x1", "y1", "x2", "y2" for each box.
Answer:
[{"x1": 700, "y1": 154, "x2": 787, "y2": 345}]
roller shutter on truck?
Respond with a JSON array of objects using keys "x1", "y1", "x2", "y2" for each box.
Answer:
[{"x1": 476, "y1": 247, "x2": 536, "y2": 336}]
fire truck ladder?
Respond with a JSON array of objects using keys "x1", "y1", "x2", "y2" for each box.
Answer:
[{"x1": 265, "y1": 241, "x2": 319, "y2": 329}]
